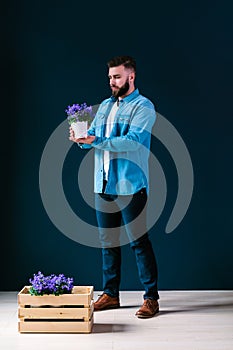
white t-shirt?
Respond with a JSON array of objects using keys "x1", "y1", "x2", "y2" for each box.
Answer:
[{"x1": 104, "y1": 101, "x2": 119, "y2": 180}]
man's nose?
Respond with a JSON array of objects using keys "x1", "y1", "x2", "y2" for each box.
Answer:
[{"x1": 110, "y1": 78, "x2": 116, "y2": 86}]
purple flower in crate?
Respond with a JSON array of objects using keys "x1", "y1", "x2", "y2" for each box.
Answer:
[
  {"x1": 65, "y1": 102, "x2": 95, "y2": 126},
  {"x1": 29, "y1": 271, "x2": 74, "y2": 296}
]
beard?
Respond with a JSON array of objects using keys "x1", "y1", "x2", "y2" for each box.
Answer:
[{"x1": 111, "y1": 79, "x2": 130, "y2": 98}]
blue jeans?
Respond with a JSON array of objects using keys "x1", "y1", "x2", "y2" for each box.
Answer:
[{"x1": 95, "y1": 186, "x2": 159, "y2": 300}]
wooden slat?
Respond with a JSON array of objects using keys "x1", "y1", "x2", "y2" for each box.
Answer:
[
  {"x1": 18, "y1": 316, "x2": 93, "y2": 333},
  {"x1": 18, "y1": 286, "x2": 94, "y2": 307},
  {"x1": 18, "y1": 302, "x2": 94, "y2": 321}
]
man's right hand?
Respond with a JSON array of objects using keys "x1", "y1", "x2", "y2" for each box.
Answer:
[{"x1": 69, "y1": 126, "x2": 79, "y2": 143}]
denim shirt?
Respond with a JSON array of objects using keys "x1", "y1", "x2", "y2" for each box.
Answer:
[{"x1": 79, "y1": 88, "x2": 156, "y2": 195}]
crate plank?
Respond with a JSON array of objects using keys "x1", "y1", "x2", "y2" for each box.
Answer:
[
  {"x1": 18, "y1": 286, "x2": 93, "y2": 307},
  {"x1": 18, "y1": 301, "x2": 93, "y2": 321},
  {"x1": 18, "y1": 316, "x2": 93, "y2": 333}
]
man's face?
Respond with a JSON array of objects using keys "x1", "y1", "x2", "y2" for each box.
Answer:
[{"x1": 108, "y1": 65, "x2": 133, "y2": 98}]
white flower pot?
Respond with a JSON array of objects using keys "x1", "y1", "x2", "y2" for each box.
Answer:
[{"x1": 71, "y1": 121, "x2": 88, "y2": 139}]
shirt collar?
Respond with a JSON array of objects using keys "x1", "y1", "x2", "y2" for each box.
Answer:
[{"x1": 110, "y1": 88, "x2": 139, "y2": 104}]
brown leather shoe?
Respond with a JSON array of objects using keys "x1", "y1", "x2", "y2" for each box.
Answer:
[
  {"x1": 94, "y1": 293, "x2": 120, "y2": 311},
  {"x1": 135, "y1": 299, "x2": 159, "y2": 318}
]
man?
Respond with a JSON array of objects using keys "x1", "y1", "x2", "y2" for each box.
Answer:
[{"x1": 69, "y1": 55, "x2": 159, "y2": 318}]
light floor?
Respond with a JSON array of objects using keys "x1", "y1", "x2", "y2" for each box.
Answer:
[{"x1": 0, "y1": 290, "x2": 233, "y2": 350}]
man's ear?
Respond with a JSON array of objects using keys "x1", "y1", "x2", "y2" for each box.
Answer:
[{"x1": 129, "y1": 72, "x2": 135, "y2": 81}]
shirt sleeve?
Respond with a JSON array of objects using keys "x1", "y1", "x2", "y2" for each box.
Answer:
[{"x1": 91, "y1": 103, "x2": 156, "y2": 152}]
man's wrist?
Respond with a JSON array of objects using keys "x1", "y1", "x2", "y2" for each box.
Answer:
[{"x1": 92, "y1": 136, "x2": 101, "y2": 145}]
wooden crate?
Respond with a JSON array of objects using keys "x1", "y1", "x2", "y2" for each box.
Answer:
[{"x1": 18, "y1": 286, "x2": 94, "y2": 333}]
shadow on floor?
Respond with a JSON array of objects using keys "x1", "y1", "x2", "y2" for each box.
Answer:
[
  {"x1": 158, "y1": 301, "x2": 233, "y2": 316},
  {"x1": 92, "y1": 323, "x2": 130, "y2": 333}
]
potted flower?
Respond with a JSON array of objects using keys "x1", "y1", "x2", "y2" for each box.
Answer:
[{"x1": 65, "y1": 102, "x2": 95, "y2": 139}]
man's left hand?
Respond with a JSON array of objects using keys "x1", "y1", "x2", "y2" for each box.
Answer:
[{"x1": 75, "y1": 136, "x2": 96, "y2": 144}]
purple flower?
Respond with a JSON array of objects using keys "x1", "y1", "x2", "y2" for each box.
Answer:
[
  {"x1": 65, "y1": 102, "x2": 95, "y2": 125},
  {"x1": 29, "y1": 271, "x2": 74, "y2": 296}
]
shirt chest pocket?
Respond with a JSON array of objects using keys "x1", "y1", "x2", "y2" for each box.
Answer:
[
  {"x1": 94, "y1": 113, "x2": 106, "y2": 135},
  {"x1": 96, "y1": 112, "x2": 105, "y2": 123},
  {"x1": 117, "y1": 115, "x2": 130, "y2": 123},
  {"x1": 115, "y1": 115, "x2": 131, "y2": 135}
]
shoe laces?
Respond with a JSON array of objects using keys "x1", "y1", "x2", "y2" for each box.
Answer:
[{"x1": 144, "y1": 299, "x2": 157, "y2": 310}]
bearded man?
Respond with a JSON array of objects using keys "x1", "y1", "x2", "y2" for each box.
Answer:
[{"x1": 69, "y1": 55, "x2": 159, "y2": 318}]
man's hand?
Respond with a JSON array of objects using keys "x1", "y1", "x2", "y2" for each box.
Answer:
[
  {"x1": 75, "y1": 136, "x2": 96, "y2": 144},
  {"x1": 69, "y1": 127, "x2": 95, "y2": 144}
]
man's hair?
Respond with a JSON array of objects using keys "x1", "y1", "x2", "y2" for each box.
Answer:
[{"x1": 107, "y1": 55, "x2": 136, "y2": 72}]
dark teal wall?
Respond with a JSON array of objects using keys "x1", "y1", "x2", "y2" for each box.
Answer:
[{"x1": 1, "y1": 1, "x2": 233, "y2": 290}]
